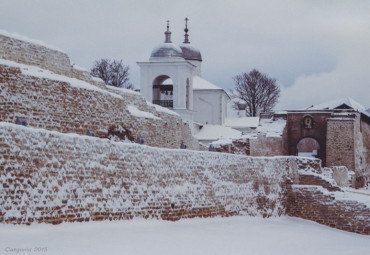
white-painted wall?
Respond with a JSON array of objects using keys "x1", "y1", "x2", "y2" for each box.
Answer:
[{"x1": 193, "y1": 90, "x2": 229, "y2": 125}]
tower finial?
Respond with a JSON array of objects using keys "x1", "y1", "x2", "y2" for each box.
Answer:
[
  {"x1": 164, "y1": 20, "x2": 172, "y2": 43},
  {"x1": 183, "y1": 17, "x2": 190, "y2": 44}
]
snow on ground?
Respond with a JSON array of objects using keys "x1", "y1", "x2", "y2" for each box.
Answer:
[
  {"x1": 1, "y1": 216, "x2": 369, "y2": 255},
  {"x1": 194, "y1": 125, "x2": 242, "y2": 141},
  {"x1": 225, "y1": 117, "x2": 259, "y2": 129},
  {"x1": 257, "y1": 118, "x2": 286, "y2": 137}
]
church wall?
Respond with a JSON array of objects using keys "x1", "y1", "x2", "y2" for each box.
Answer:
[
  {"x1": 193, "y1": 91, "x2": 223, "y2": 125},
  {"x1": 0, "y1": 122, "x2": 297, "y2": 225},
  {"x1": 0, "y1": 63, "x2": 199, "y2": 150}
]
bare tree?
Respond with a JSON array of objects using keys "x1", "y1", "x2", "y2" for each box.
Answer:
[
  {"x1": 231, "y1": 69, "x2": 280, "y2": 116},
  {"x1": 90, "y1": 59, "x2": 134, "y2": 89}
]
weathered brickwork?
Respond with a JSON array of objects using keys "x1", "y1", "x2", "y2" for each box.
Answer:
[
  {"x1": 286, "y1": 112, "x2": 331, "y2": 166},
  {"x1": 0, "y1": 123, "x2": 297, "y2": 225},
  {"x1": 326, "y1": 118, "x2": 356, "y2": 170},
  {"x1": 0, "y1": 64, "x2": 198, "y2": 149},
  {"x1": 361, "y1": 119, "x2": 370, "y2": 186},
  {"x1": 286, "y1": 186, "x2": 370, "y2": 235},
  {"x1": 212, "y1": 139, "x2": 251, "y2": 155},
  {"x1": 250, "y1": 134, "x2": 288, "y2": 156}
]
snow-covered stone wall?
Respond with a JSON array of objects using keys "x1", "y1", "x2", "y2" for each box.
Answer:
[
  {"x1": 0, "y1": 122, "x2": 298, "y2": 225},
  {"x1": 0, "y1": 63, "x2": 198, "y2": 150},
  {"x1": 286, "y1": 166, "x2": 370, "y2": 235},
  {"x1": 0, "y1": 32, "x2": 198, "y2": 149},
  {"x1": 0, "y1": 33, "x2": 105, "y2": 89}
]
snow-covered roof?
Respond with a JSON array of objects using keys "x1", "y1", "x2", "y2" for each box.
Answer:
[
  {"x1": 257, "y1": 118, "x2": 286, "y2": 137},
  {"x1": 0, "y1": 29, "x2": 64, "y2": 52},
  {"x1": 193, "y1": 76, "x2": 223, "y2": 91},
  {"x1": 225, "y1": 117, "x2": 259, "y2": 128},
  {"x1": 194, "y1": 125, "x2": 241, "y2": 141},
  {"x1": 308, "y1": 97, "x2": 365, "y2": 112}
]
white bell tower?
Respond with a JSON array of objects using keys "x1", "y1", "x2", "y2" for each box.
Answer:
[{"x1": 137, "y1": 19, "x2": 203, "y2": 126}]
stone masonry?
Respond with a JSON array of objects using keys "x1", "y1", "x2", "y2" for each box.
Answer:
[
  {"x1": 0, "y1": 32, "x2": 199, "y2": 149},
  {"x1": 0, "y1": 123, "x2": 296, "y2": 225}
]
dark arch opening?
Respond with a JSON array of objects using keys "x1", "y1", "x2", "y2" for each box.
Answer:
[
  {"x1": 152, "y1": 75, "x2": 173, "y2": 108},
  {"x1": 297, "y1": 137, "x2": 320, "y2": 158}
]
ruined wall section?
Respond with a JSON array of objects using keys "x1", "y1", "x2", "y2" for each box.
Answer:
[
  {"x1": 286, "y1": 185, "x2": 370, "y2": 235},
  {"x1": 0, "y1": 123, "x2": 297, "y2": 225},
  {"x1": 286, "y1": 165, "x2": 370, "y2": 235},
  {"x1": 0, "y1": 64, "x2": 198, "y2": 149}
]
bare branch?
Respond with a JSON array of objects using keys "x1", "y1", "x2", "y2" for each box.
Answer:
[
  {"x1": 232, "y1": 69, "x2": 280, "y2": 116},
  {"x1": 90, "y1": 58, "x2": 134, "y2": 90}
]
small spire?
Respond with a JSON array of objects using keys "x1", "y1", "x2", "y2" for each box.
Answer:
[
  {"x1": 164, "y1": 20, "x2": 172, "y2": 43},
  {"x1": 183, "y1": 17, "x2": 190, "y2": 44}
]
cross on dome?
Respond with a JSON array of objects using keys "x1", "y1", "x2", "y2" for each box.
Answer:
[
  {"x1": 184, "y1": 17, "x2": 190, "y2": 44},
  {"x1": 165, "y1": 20, "x2": 172, "y2": 43}
]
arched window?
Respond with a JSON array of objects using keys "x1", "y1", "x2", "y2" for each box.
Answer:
[{"x1": 152, "y1": 75, "x2": 173, "y2": 108}]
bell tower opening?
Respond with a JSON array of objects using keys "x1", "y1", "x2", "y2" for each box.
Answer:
[{"x1": 152, "y1": 75, "x2": 174, "y2": 108}]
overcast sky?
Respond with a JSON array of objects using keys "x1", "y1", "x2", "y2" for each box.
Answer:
[{"x1": 1, "y1": 0, "x2": 369, "y2": 110}]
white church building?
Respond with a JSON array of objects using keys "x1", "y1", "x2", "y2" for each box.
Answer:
[{"x1": 137, "y1": 20, "x2": 229, "y2": 131}]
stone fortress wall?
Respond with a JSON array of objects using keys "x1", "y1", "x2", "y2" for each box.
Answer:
[
  {"x1": 0, "y1": 123, "x2": 369, "y2": 234},
  {"x1": 0, "y1": 123, "x2": 295, "y2": 224},
  {"x1": 0, "y1": 33, "x2": 198, "y2": 150},
  {"x1": 0, "y1": 32, "x2": 369, "y2": 235}
]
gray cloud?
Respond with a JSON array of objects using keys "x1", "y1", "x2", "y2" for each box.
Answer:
[{"x1": 1, "y1": 0, "x2": 369, "y2": 109}]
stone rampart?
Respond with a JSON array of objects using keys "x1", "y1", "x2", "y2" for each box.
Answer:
[
  {"x1": 0, "y1": 123, "x2": 297, "y2": 225},
  {"x1": 0, "y1": 63, "x2": 198, "y2": 149},
  {"x1": 0, "y1": 33, "x2": 105, "y2": 88}
]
